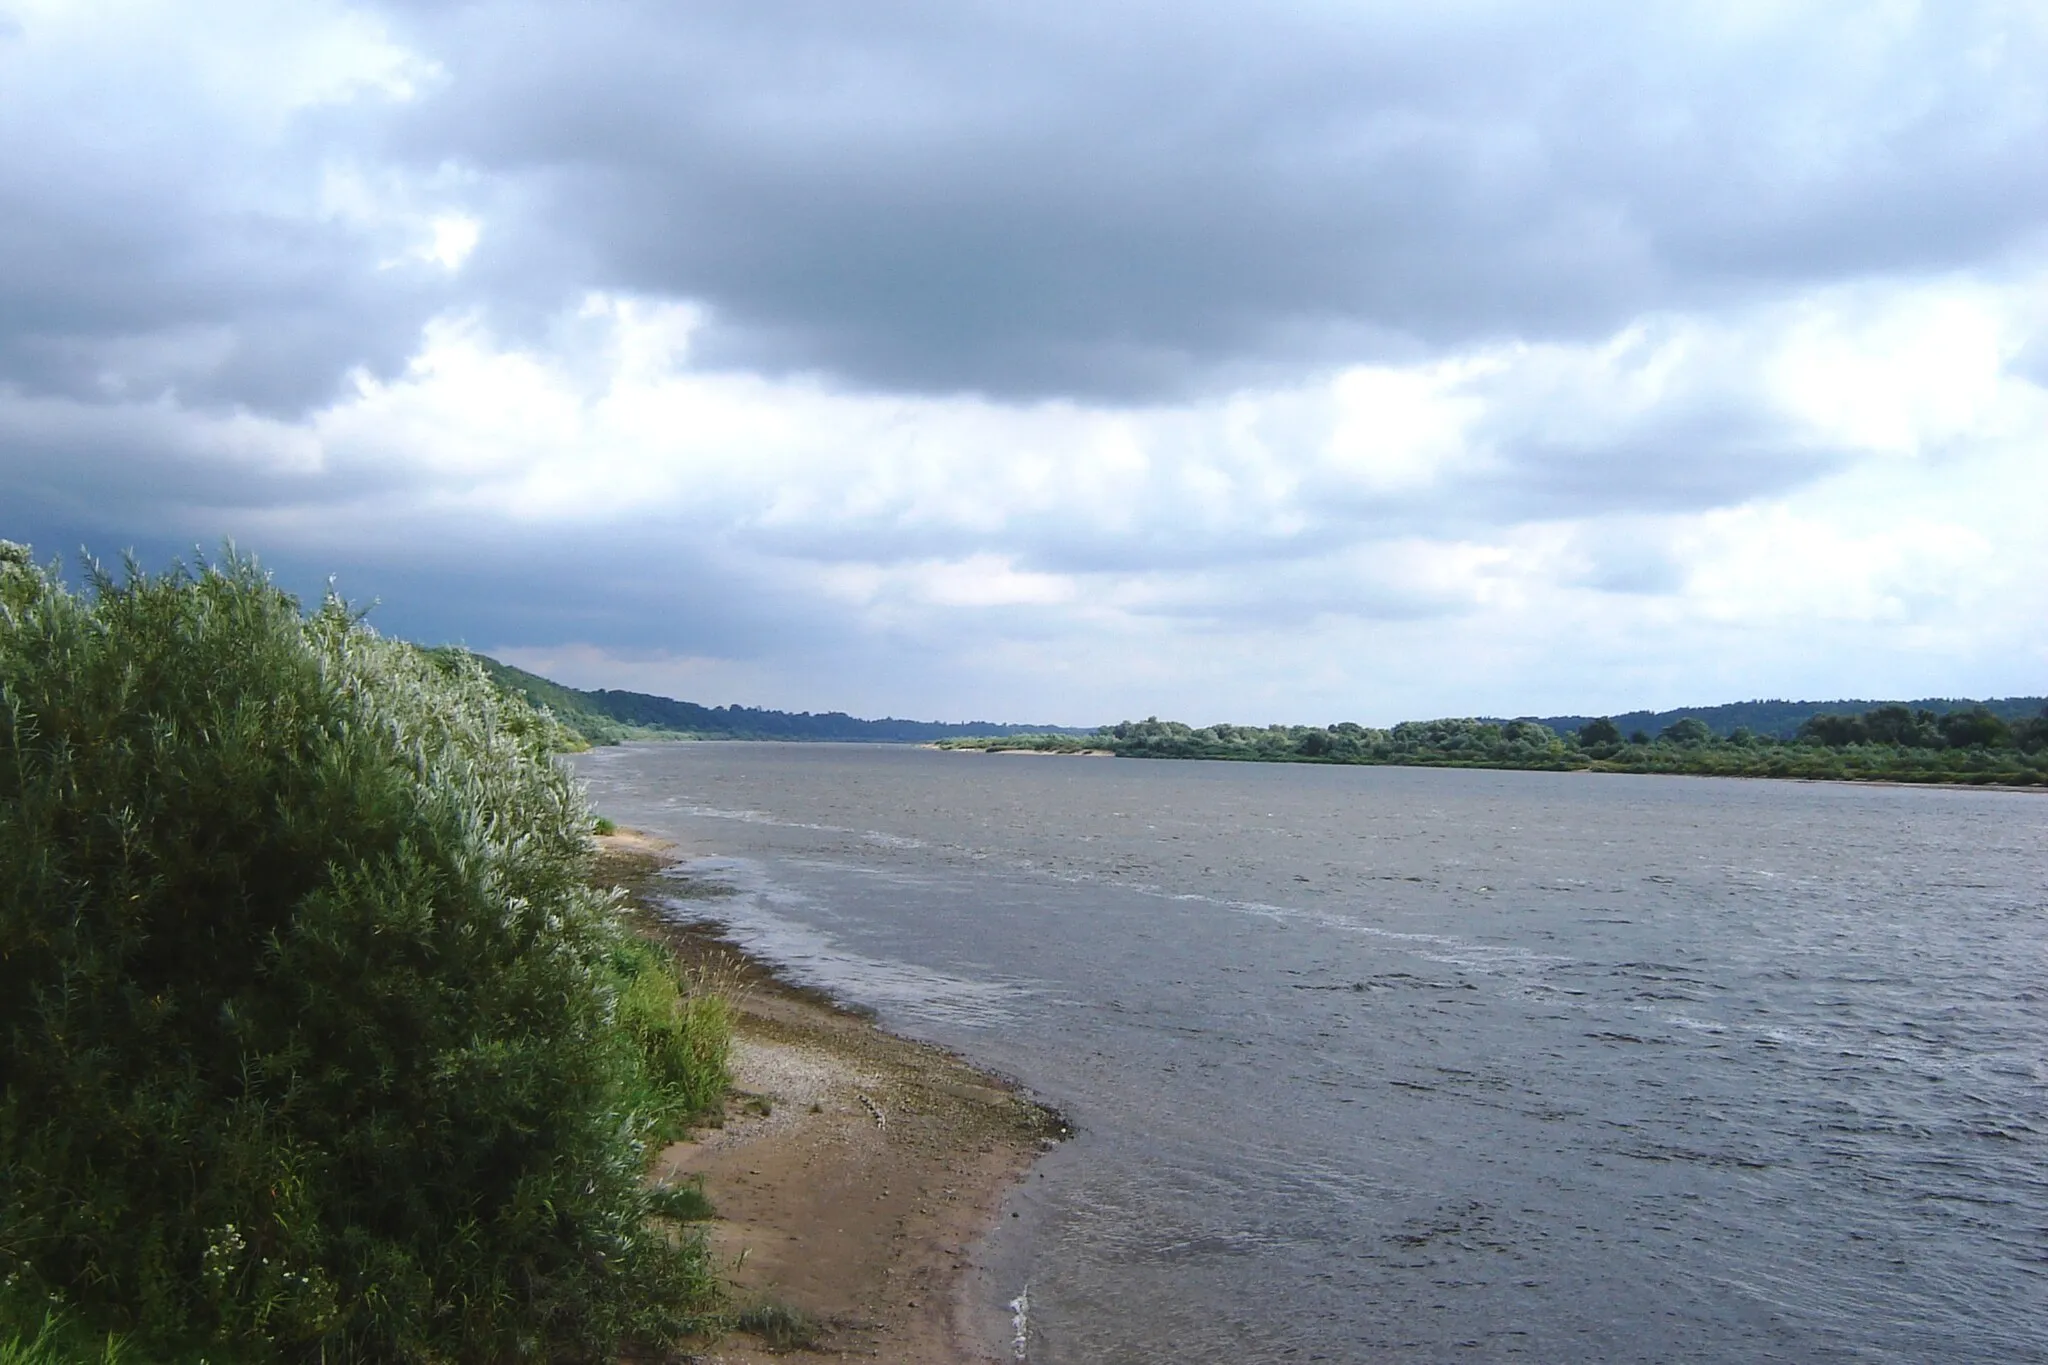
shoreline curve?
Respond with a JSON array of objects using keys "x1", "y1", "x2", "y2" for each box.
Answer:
[{"x1": 595, "y1": 830, "x2": 1066, "y2": 1363}]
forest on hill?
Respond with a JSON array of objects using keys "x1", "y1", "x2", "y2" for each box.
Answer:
[{"x1": 454, "y1": 652, "x2": 1091, "y2": 747}]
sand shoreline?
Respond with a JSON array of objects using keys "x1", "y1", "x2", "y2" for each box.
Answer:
[{"x1": 594, "y1": 832, "x2": 1065, "y2": 1363}]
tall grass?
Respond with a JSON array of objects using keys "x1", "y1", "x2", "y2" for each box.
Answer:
[
  {"x1": 0, "y1": 544, "x2": 727, "y2": 1361},
  {"x1": 0, "y1": 1306, "x2": 132, "y2": 1365}
]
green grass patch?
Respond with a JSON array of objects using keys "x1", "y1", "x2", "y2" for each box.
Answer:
[
  {"x1": 732, "y1": 1301, "x2": 823, "y2": 1352},
  {"x1": 646, "y1": 1179, "x2": 717, "y2": 1224}
]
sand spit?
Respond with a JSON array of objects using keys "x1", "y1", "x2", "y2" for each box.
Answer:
[{"x1": 594, "y1": 832, "x2": 1066, "y2": 1363}]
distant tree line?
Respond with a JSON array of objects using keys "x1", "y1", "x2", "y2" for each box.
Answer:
[
  {"x1": 456, "y1": 652, "x2": 2047, "y2": 771},
  {"x1": 941, "y1": 701, "x2": 2048, "y2": 786}
]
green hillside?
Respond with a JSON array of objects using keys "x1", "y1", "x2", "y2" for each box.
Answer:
[{"x1": 449, "y1": 651, "x2": 1090, "y2": 748}]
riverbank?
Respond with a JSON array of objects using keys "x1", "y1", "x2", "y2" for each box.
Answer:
[
  {"x1": 938, "y1": 733, "x2": 2048, "y2": 786},
  {"x1": 593, "y1": 832, "x2": 1066, "y2": 1363}
]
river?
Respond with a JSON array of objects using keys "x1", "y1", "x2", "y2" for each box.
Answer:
[{"x1": 572, "y1": 742, "x2": 2048, "y2": 1363}]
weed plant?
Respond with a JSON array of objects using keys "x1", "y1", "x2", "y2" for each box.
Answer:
[
  {"x1": 731, "y1": 1301, "x2": 821, "y2": 1352},
  {"x1": 0, "y1": 545, "x2": 727, "y2": 1361}
]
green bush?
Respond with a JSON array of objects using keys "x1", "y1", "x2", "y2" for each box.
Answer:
[{"x1": 0, "y1": 546, "x2": 726, "y2": 1361}]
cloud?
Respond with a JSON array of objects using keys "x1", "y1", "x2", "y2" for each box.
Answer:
[
  {"x1": 3, "y1": 1, "x2": 2046, "y2": 722},
  {"x1": 9, "y1": 2, "x2": 2045, "y2": 413},
  {"x1": 0, "y1": 0, "x2": 456, "y2": 413},
  {"x1": 379, "y1": 0, "x2": 2048, "y2": 399},
  {"x1": 10, "y1": 265, "x2": 2040, "y2": 686}
]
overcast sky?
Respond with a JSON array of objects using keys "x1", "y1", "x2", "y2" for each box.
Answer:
[{"x1": 4, "y1": 0, "x2": 2043, "y2": 724}]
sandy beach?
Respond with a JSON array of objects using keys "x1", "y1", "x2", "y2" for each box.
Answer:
[{"x1": 594, "y1": 832, "x2": 1065, "y2": 1364}]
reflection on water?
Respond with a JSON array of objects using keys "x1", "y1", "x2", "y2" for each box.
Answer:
[{"x1": 576, "y1": 743, "x2": 2048, "y2": 1363}]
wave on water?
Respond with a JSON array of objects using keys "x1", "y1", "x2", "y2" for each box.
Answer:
[
  {"x1": 661, "y1": 801, "x2": 929, "y2": 849},
  {"x1": 1008, "y1": 1283, "x2": 1030, "y2": 1362},
  {"x1": 654, "y1": 856, "x2": 1030, "y2": 1028}
]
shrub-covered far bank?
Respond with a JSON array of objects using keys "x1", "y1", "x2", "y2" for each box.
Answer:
[
  {"x1": 0, "y1": 545, "x2": 726, "y2": 1362},
  {"x1": 941, "y1": 705, "x2": 2048, "y2": 786}
]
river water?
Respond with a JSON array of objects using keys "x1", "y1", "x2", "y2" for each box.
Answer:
[{"x1": 572, "y1": 742, "x2": 2048, "y2": 1363}]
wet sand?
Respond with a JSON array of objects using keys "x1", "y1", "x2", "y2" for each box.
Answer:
[{"x1": 595, "y1": 832, "x2": 1065, "y2": 1363}]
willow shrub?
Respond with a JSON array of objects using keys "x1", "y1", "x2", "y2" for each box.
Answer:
[{"x1": 0, "y1": 545, "x2": 726, "y2": 1362}]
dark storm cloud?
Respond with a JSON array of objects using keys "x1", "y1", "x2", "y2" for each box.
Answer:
[
  {"x1": 0, "y1": 10, "x2": 457, "y2": 417},
  {"x1": 4, "y1": 474, "x2": 850, "y2": 666},
  {"x1": 299, "y1": 525, "x2": 841, "y2": 661},
  {"x1": 385, "y1": 0, "x2": 2048, "y2": 400},
  {"x1": 1485, "y1": 425, "x2": 1844, "y2": 520},
  {"x1": 0, "y1": 395, "x2": 431, "y2": 529},
  {"x1": 9, "y1": 2, "x2": 2042, "y2": 416},
  {"x1": 0, "y1": 184, "x2": 439, "y2": 414},
  {"x1": 1458, "y1": 392, "x2": 1851, "y2": 521}
]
